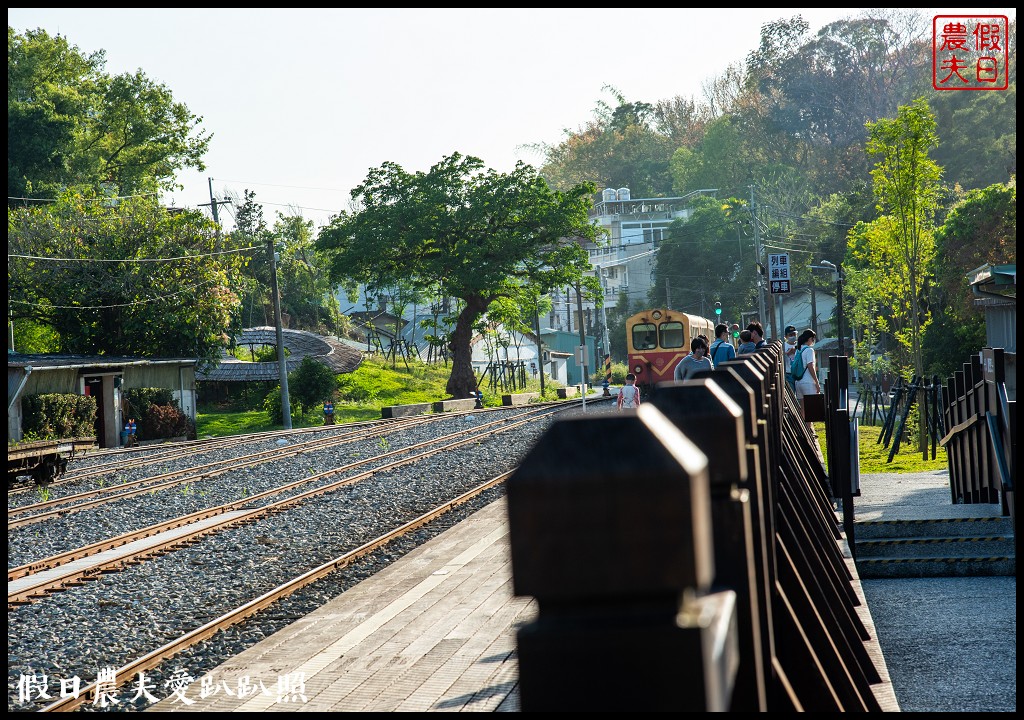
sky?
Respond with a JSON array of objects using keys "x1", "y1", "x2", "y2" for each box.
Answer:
[{"x1": 8, "y1": 8, "x2": 1017, "y2": 232}]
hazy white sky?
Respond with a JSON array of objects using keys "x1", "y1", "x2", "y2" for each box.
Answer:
[{"x1": 8, "y1": 8, "x2": 1016, "y2": 231}]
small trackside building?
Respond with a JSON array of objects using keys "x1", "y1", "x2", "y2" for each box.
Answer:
[{"x1": 7, "y1": 353, "x2": 197, "y2": 448}]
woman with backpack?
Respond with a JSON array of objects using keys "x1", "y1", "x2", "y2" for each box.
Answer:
[
  {"x1": 792, "y1": 329, "x2": 821, "y2": 408},
  {"x1": 792, "y1": 329, "x2": 825, "y2": 462}
]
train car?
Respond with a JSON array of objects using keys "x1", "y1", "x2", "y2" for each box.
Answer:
[
  {"x1": 7, "y1": 436, "x2": 96, "y2": 488},
  {"x1": 625, "y1": 308, "x2": 716, "y2": 397}
]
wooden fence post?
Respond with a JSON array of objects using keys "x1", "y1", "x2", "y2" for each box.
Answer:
[{"x1": 507, "y1": 407, "x2": 739, "y2": 712}]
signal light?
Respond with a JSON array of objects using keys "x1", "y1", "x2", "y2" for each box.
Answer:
[{"x1": 714, "y1": 301, "x2": 722, "y2": 316}]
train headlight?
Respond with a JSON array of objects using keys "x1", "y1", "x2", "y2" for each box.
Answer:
[{"x1": 634, "y1": 365, "x2": 643, "y2": 374}]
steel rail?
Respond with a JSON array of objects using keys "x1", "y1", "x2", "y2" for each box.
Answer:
[
  {"x1": 36, "y1": 467, "x2": 516, "y2": 712},
  {"x1": 8, "y1": 404, "x2": 566, "y2": 606},
  {"x1": 7, "y1": 413, "x2": 448, "y2": 525}
]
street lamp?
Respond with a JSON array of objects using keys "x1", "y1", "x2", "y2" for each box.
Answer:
[{"x1": 811, "y1": 260, "x2": 845, "y2": 357}]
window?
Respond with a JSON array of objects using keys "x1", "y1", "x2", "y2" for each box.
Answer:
[
  {"x1": 659, "y1": 322, "x2": 684, "y2": 349},
  {"x1": 621, "y1": 222, "x2": 671, "y2": 246},
  {"x1": 632, "y1": 323, "x2": 657, "y2": 350}
]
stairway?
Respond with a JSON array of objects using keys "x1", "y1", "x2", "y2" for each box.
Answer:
[{"x1": 852, "y1": 515, "x2": 1016, "y2": 578}]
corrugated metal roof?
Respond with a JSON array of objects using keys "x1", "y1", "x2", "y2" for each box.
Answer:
[{"x1": 6, "y1": 353, "x2": 196, "y2": 369}]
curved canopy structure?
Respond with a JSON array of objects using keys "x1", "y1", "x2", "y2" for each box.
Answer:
[{"x1": 197, "y1": 327, "x2": 363, "y2": 382}]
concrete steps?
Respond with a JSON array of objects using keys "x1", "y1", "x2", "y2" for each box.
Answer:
[{"x1": 853, "y1": 515, "x2": 1016, "y2": 578}]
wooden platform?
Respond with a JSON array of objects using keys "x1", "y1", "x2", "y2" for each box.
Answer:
[
  {"x1": 147, "y1": 498, "x2": 533, "y2": 712},
  {"x1": 145, "y1": 499, "x2": 899, "y2": 713}
]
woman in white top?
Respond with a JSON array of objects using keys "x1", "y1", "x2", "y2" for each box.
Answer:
[
  {"x1": 794, "y1": 329, "x2": 821, "y2": 406},
  {"x1": 793, "y1": 328, "x2": 824, "y2": 462}
]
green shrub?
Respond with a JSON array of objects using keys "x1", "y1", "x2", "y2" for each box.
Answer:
[
  {"x1": 123, "y1": 387, "x2": 188, "y2": 440},
  {"x1": 263, "y1": 385, "x2": 303, "y2": 425},
  {"x1": 141, "y1": 403, "x2": 189, "y2": 439},
  {"x1": 289, "y1": 356, "x2": 337, "y2": 409},
  {"x1": 123, "y1": 387, "x2": 175, "y2": 418},
  {"x1": 590, "y1": 361, "x2": 630, "y2": 385},
  {"x1": 22, "y1": 393, "x2": 97, "y2": 440}
]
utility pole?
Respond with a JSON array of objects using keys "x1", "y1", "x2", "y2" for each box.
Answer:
[
  {"x1": 665, "y1": 277, "x2": 672, "y2": 309},
  {"x1": 576, "y1": 282, "x2": 587, "y2": 411},
  {"x1": 266, "y1": 236, "x2": 292, "y2": 429},
  {"x1": 779, "y1": 294, "x2": 785, "y2": 337},
  {"x1": 750, "y1": 185, "x2": 767, "y2": 331},
  {"x1": 534, "y1": 304, "x2": 546, "y2": 398},
  {"x1": 200, "y1": 178, "x2": 233, "y2": 252}
]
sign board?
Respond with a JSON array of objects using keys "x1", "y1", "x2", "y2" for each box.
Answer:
[
  {"x1": 768, "y1": 253, "x2": 791, "y2": 294},
  {"x1": 574, "y1": 345, "x2": 587, "y2": 365}
]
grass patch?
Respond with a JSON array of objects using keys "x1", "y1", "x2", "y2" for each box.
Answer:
[
  {"x1": 195, "y1": 355, "x2": 568, "y2": 438},
  {"x1": 816, "y1": 422, "x2": 948, "y2": 474}
]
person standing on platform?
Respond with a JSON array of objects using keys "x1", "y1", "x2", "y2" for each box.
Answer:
[
  {"x1": 617, "y1": 373, "x2": 641, "y2": 410},
  {"x1": 709, "y1": 323, "x2": 737, "y2": 368},
  {"x1": 674, "y1": 336, "x2": 713, "y2": 381},
  {"x1": 793, "y1": 328, "x2": 824, "y2": 462},
  {"x1": 737, "y1": 329, "x2": 756, "y2": 355},
  {"x1": 783, "y1": 324, "x2": 799, "y2": 390},
  {"x1": 747, "y1": 321, "x2": 767, "y2": 350}
]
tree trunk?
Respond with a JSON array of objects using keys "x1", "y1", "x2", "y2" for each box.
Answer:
[{"x1": 446, "y1": 295, "x2": 488, "y2": 398}]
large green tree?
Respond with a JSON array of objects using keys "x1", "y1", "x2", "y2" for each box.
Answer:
[
  {"x1": 8, "y1": 192, "x2": 244, "y2": 367},
  {"x1": 532, "y1": 86, "x2": 676, "y2": 197},
  {"x1": 8, "y1": 26, "x2": 210, "y2": 201},
  {"x1": 851, "y1": 98, "x2": 942, "y2": 455},
  {"x1": 924, "y1": 178, "x2": 1016, "y2": 376},
  {"x1": 316, "y1": 153, "x2": 602, "y2": 397}
]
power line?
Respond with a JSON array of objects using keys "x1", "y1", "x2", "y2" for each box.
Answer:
[
  {"x1": 7, "y1": 246, "x2": 260, "y2": 263},
  {"x1": 10, "y1": 279, "x2": 218, "y2": 310},
  {"x1": 212, "y1": 178, "x2": 348, "y2": 192},
  {"x1": 7, "y1": 192, "x2": 159, "y2": 203}
]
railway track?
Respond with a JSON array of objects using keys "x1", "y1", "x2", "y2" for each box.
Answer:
[
  {"x1": 7, "y1": 412, "x2": 454, "y2": 528},
  {"x1": 7, "y1": 413, "x2": 435, "y2": 500},
  {"x1": 9, "y1": 396, "x2": 612, "y2": 712},
  {"x1": 8, "y1": 404, "x2": 562, "y2": 607},
  {"x1": 36, "y1": 469, "x2": 515, "y2": 712}
]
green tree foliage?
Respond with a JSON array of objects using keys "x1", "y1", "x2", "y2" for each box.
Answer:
[
  {"x1": 924, "y1": 178, "x2": 1016, "y2": 375},
  {"x1": 229, "y1": 190, "x2": 351, "y2": 335},
  {"x1": 926, "y1": 21, "x2": 1016, "y2": 191},
  {"x1": 744, "y1": 12, "x2": 928, "y2": 195},
  {"x1": 8, "y1": 27, "x2": 210, "y2": 201},
  {"x1": 670, "y1": 116, "x2": 754, "y2": 196},
  {"x1": 317, "y1": 152, "x2": 602, "y2": 397},
  {"x1": 861, "y1": 98, "x2": 942, "y2": 379},
  {"x1": 288, "y1": 356, "x2": 338, "y2": 409},
  {"x1": 648, "y1": 196, "x2": 756, "y2": 323},
  {"x1": 8, "y1": 192, "x2": 245, "y2": 368},
  {"x1": 532, "y1": 86, "x2": 676, "y2": 197}
]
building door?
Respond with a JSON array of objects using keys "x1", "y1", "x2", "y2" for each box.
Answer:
[{"x1": 83, "y1": 377, "x2": 106, "y2": 445}]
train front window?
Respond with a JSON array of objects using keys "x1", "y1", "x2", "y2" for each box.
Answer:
[
  {"x1": 632, "y1": 323, "x2": 657, "y2": 350},
  {"x1": 659, "y1": 321, "x2": 684, "y2": 349}
]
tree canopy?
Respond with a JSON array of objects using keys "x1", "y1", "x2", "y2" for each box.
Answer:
[
  {"x1": 316, "y1": 152, "x2": 603, "y2": 396},
  {"x1": 8, "y1": 26, "x2": 211, "y2": 201},
  {"x1": 8, "y1": 193, "x2": 246, "y2": 368}
]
